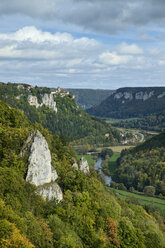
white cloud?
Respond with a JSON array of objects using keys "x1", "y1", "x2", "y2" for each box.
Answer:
[
  {"x1": 0, "y1": 26, "x2": 73, "y2": 43},
  {"x1": 0, "y1": 26, "x2": 164, "y2": 89},
  {"x1": 0, "y1": 26, "x2": 101, "y2": 60},
  {"x1": 117, "y1": 42, "x2": 143, "y2": 54},
  {"x1": 99, "y1": 52, "x2": 131, "y2": 65},
  {"x1": 158, "y1": 60, "x2": 165, "y2": 66}
]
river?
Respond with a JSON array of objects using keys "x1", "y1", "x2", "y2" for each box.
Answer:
[{"x1": 94, "y1": 157, "x2": 112, "y2": 186}]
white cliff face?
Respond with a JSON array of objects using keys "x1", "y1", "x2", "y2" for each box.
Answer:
[
  {"x1": 28, "y1": 93, "x2": 57, "y2": 112},
  {"x1": 26, "y1": 130, "x2": 56, "y2": 186},
  {"x1": 79, "y1": 157, "x2": 90, "y2": 174},
  {"x1": 114, "y1": 92, "x2": 123, "y2": 99},
  {"x1": 158, "y1": 92, "x2": 165, "y2": 98},
  {"x1": 72, "y1": 162, "x2": 79, "y2": 170},
  {"x1": 123, "y1": 92, "x2": 133, "y2": 100},
  {"x1": 114, "y1": 91, "x2": 155, "y2": 101},
  {"x1": 38, "y1": 183, "x2": 63, "y2": 202},
  {"x1": 135, "y1": 91, "x2": 154, "y2": 101},
  {"x1": 25, "y1": 130, "x2": 62, "y2": 202},
  {"x1": 42, "y1": 93, "x2": 57, "y2": 112},
  {"x1": 28, "y1": 95, "x2": 40, "y2": 108}
]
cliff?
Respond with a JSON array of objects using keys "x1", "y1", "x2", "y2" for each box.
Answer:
[
  {"x1": 25, "y1": 130, "x2": 63, "y2": 202},
  {"x1": 28, "y1": 93, "x2": 57, "y2": 112},
  {"x1": 72, "y1": 157, "x2": 90, "y2": 174},
  {"x1": 87, "y1": 87, "x2": 165, "y2": 118}
]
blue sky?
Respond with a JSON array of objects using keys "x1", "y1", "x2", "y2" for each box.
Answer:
[{"x1": 0, "y1": 0, "x2": 165, "y2": 89}]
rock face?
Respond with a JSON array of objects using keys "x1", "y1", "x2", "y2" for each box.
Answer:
[
  {"x1": 38, "y1": 183, "x2": 63, "y2": 202},
  {"x1": 25, "y1": 130, "x2": 62, "y2": 202},
  {"x1": 123, "y1": 92, "x2": 133, "y2": 100},
  {"x1": 28, "y1": 93, "x2": 57, "y2": 112},
  {"x1": 28, "y1": 95, "x2": 40, "y2": 108},
  {"x1": 135, "y1": 91, "x2": 154, "y2": 101},
  {"x1": 114, "y1": 92, "x2": 123, "y2": 99},
  {"x1": 72, "y1": 162, "x2": 79, "y2": 170},
  {"x1": 158, "y1": 92, "x2": 165, "y2": 98},
  {"x1": 72, "y1": 158, "x2": 90, "y2": 174},
  {"x1": 42, "y1": 94, "x2": 57, "y2": 112},
  {"x1": 79, "y1": 157, "x2": 90, "y2": 174},
  {"x1": 114, "y1": 91, "x2": 155, "y2": 101}
]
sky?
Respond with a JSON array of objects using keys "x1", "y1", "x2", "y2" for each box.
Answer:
[{"x1": 1, "y1": 0, "x2": 165, "y2": 89}]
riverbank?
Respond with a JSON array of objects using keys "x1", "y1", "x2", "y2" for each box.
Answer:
[{"x1": 94, "y1": 157, "x2": 112, "y2": 186}]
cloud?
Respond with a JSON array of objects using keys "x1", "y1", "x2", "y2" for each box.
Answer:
[
  {"x1": 0, "y1": 26, "x2": 101, "y2": 60},
  {"x1": 0, "y1": 26, "x2": 164, "y2": 89},
  {"x1": 0, "y1": 26, "x2": 73, "y2": 45},
  {"x1": 99, "y1": 52, "x2": 131, "y2": 65},
  {"x1": 117, "y1": 42, "x2": 143, "y2": 55},
  {"x1": 0, "y1": 0, "x2": 57, "y2": 18},
  {"x1": 1, "y1": 0, "x2": 165, "y2": 35}
]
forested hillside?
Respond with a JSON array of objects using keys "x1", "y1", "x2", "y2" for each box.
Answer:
[
  {"x1": 114, "y1": 132, "x2": 165, "y2": 196},
  {"x1": 0, "y1": 82, "x2": 119, "y2": 145},
  {"x1": 87, "y1": 87, "x2": 165, "y2": 118},
  {"x1": 0, "y1": 100, "x2": 165, "y2": 247},
  {"x1": 113, "y1": 111, "x2": 165, "y2": 132},
  {"x1": 68, "y1": 88, "x2": 113, "y2": 109}
]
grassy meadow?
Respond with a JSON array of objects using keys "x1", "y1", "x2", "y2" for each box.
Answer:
[{"x1": 113, "y1": 189, "x2": 165, "y2": 210}]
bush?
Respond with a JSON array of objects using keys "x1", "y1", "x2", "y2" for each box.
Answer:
[{"x1": 144, "y1": 186, "x2": 155, "y2": 196}]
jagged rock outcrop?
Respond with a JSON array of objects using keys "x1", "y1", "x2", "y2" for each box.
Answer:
[
  {"x1": 158, "y1": 92, "x2": 165, "y2": 98},
  {"x1": 123, "y1": 92, "x2": 133, "y2": 100},
  {"x1": 72, "y1": 162, "x2": 79, "y2": 170},
  {"x1": 114, "y1": 91, "x2": 154, "y2": 101},
  {"x1": 28, "y1": 95, "x2": 40, "y2": 108},
  {"x1": 37, "y1": 183, "x2": 63, "y2": 202},
  {"x1": 79, "y1": 157, "x2": 90, "y2": 174},
  {"x1": 114, "y1": 92, "x2": 123, "y2": 99},
  {"x1": 28, "y1": 93, "x2": 57, "y2": 112},
  {"x1": 42, "y1": 93, "x2": 57, "y2": 112},
  {"x1": 25, "y1": 130, "x2": 63, "y2": 202},
  {"x1": 72, "y1": 158, "x2": 90, "y2": 174},
  {"x1": 135, "y1": 91, "x2": 154, "y2": 101}
]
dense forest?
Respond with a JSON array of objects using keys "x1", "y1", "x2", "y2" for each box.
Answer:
[
  {"x1": 0, "y1": 82, "x2": 120, "y2": 145},
  {"x1": 68, "y1": 88, "x2": 113, "y2": 109},
  {"x1": 113, "y1": 132, "x2": 165, "y2": 196},
  {"x1": 113, "y1": 111, "x2": 165, "y2": 132},
  {"x1": 0, "y1": 100, "x2": 165, "y2": 247},
  {"x1": 87, "y1": 87, "x2": 165, "y2": 119}
]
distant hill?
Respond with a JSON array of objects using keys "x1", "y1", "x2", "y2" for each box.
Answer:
[
  {"x1": 68, "y1": 88, "x2": 113, "y2": 109},
  {"x1": 114, "y1": 132, "x2": 165, "y2": 196},
  {"x1": 113, "y1": 110, "x2": 165, "y2": 132},
  {"x1": 0, "y1": 82, "x2": 119, "y2": 145},
  {"x1": 87, "y1": 87, "x2": 165, "y2": 118}
]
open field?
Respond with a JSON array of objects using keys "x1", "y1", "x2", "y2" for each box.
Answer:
[
  {"x1": 116, "y1": 127, "x2": 159, "y2": 135},
  {"x1": 104, "y1": 146, "x2": 134, "y2": 153},
  {"x1": 108, "y1": 152, "x2": 120, "y2": 175},
  {"x1": 102, "y1": 117, "x2": 141, "y2": 123},
  {"x1": 113, "y1": 189, "x2": 165, "y2": 210}
]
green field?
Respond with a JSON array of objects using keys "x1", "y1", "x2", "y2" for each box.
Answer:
[
  {"x1": 108, "y1": 152, "x2": 120, "y2": 175},
  {"x1": 113, "y1": 189, "x2": 165, "y2": 210},
  {"x1": 77, "y1": 154, "x2": 95, "y2": 166}
]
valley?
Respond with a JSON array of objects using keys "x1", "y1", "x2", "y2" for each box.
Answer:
[{"x1": 0, "y1": 82, "x2": 165, "y2": 248}]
